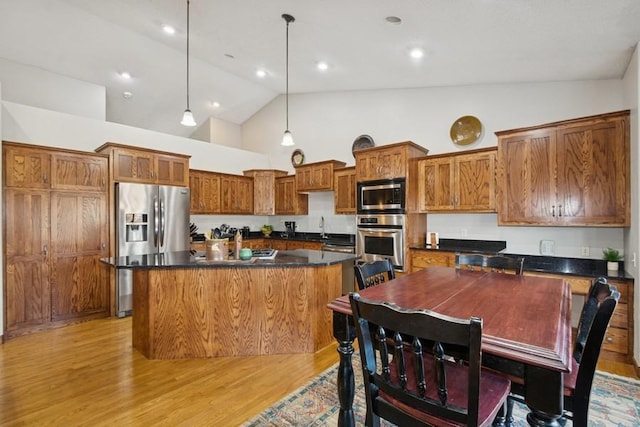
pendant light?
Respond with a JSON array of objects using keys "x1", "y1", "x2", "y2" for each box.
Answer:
[
  {"x1": 281, "y1": 13, "x2": 295, "y2": 146},
  {"x1": 181, "y1": 0, "x2": 196, "y2": 127}
]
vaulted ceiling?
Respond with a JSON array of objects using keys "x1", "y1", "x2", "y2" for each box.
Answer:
[{"x1": 1, "y1": 0, "x2": 639, "y2": 138}]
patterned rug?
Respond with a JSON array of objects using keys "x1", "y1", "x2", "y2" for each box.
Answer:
[{"x1": 243, "y1": 355, "x2": 640, "y2": 426}]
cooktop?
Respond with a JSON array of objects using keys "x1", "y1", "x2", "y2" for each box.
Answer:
[{"x1": 251, "y1": 248, "x2": 277, "y2": 259}]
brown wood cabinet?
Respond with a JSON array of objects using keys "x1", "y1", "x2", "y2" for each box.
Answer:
[
  {"x1": 417, "y1": 148, "x2": 496, "y2": 212},
  {"x1": 220, "y1": 173, "x2": 253, "y2": 214},
  {"x1": 189, "y1": 169, "x2": 221, "y2": 214},
  {"x1": 3, "y1": 142, "x2": 109, "y2": 339},
  {"x1": 266, "y1": 239, "x2": 322, "y2": 251},
  {"x1": 96, "y1": 142, "x2": 190, "y2": 186},
  {"x1": 355, "y1": 141, "x2": 429, "y2": 181},
  {"x1": 294, "y1": 160, "x2": 346, "y2": 192},
  {"x1": 334, "y1": 167, "x2": 356, "y2": 214},
  {"x1": 275, "y1": 175, "x2": 308, "y2": 215},
  {"x1": 496, "y1": 111, "x2": 630, "y2": 226},
  {"x1": 409, "y1": 249, "x2": 456, "y2": 272},
  {"x1": 243, "y1": 169, "x2": 288, "y2": 215}
]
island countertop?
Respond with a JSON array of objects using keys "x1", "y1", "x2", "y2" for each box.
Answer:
[{"x1": 103, "y1": 249, "x2": 359, "y2": 269}]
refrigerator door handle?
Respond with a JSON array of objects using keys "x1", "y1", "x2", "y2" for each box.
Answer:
[
  {"x1": 159, "y1": 197, "x2": 165, "y2": 247},
  {"x1": 153, "y1": 196, "x2": 159, "y2": 247}
]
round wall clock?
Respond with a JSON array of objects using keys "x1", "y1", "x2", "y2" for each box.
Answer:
[
  {"x1": 450, "y1": 115, "x2": 482, "y2": 146},
  {"x1": 291, "y1": 148, "x2": 305, "y2": 166}
]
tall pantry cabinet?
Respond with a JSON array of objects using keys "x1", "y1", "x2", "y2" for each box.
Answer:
[{"x1": 3, "y1": 142, "x2": 110, "y2": 339}]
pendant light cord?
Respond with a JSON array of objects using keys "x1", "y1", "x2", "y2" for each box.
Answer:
[
  {"x1": 186, "y1": 0, "x2": 191, "y2": 109},
  {"x1": 285, "y1": 16, "x2": 289, "y2": 130}
]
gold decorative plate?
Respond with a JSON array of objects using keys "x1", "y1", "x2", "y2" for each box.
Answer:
[{"x1": 450, "y1": 115, "x2": 482, "y2": 146}]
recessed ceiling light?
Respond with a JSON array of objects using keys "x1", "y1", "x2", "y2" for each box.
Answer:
[
  {"x1": 162, "y1": 24, "x2": 176, "y2": 35},
  {"x1": 119, "y1": 71, "x2": 131, "y2": 79},
  {"x1": 212, "y1": 101, "x2": 220, "y2": 108},
  {"x1": 317, "y1": 61, "x2": 329, "y2": 71},
  {"x1": 385, "y1": 16, "x2": 402, "y2": 25},
  {"x1": 256, "y1": 69, "x2": 267, "y2": 78},
  {"x1": 409, "y1": 48, "x2": 424, "y2": 59},
  {"x1": 123, "y1": 91, "x2": 133, "y2": 99}
]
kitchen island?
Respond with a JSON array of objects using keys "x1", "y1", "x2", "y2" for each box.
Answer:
[{"x1": 104, "y1": 249, "x2": 358, "y2": 360}]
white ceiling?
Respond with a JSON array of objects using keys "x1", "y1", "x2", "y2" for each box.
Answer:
[{"x1": 1, "y1": 0, "x2": 639, "y2": 138}]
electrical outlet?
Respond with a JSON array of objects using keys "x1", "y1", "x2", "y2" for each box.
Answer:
[
  {"x1": 580, "y1": 246, "x2": 590, "y2": 257},
  {"x1": 540, "y1": 240, "x2": 555, "y2": 256},
  {"x1": 461, "y1": 228, "x2": 468, "y2": 238}
]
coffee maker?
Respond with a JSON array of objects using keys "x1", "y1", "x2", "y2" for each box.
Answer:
[{"x1": 284, "y1": 221, "x2": 296, "y2": 237}]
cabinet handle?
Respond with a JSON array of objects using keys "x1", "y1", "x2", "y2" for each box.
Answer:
[
  {"x1": 606, "y1": 336, "x2": 613, "y2": 343},
  {"x1": 43, "y1": 244, "x2": 48, "y2": 256},
  {"x1": 551, "y1": 205, "x2": 555, "y2": 217},
  {"x1": 558, "y1": 204, "x2": 562, "y2": 217},
  {"x1": 102, "y1": 177, "x2": 106, "y2": 186},
  {"x1": 43, "y1": 173, "x2": 48, "y2": 183},
  {"x1": 102, "y1": 242, "x2": 106, "y2": 249}
]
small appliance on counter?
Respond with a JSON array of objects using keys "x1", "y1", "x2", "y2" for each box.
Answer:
[{"x1": 284, "y1": 221, "x2": 296, "y2": 237}]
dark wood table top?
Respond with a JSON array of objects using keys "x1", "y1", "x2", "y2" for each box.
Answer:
[{"x1": 328, "y1": 266, "x2": 572, "y2": 373}]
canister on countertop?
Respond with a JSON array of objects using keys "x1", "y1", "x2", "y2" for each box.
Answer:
[
  {"x1": 206, "y1": 239, "x2": 228, "y2": 260},
  {"x1": 428, "y1": 232, "x2": 439, "y2": 247}
]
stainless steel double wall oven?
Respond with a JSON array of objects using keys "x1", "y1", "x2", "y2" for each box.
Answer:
[{"x1": 356, "y1": 178, "x2": 406, "y2": 271}]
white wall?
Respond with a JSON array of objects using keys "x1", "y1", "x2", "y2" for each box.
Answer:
[
  {"x1": 242, "y1": 79, "x2": 628, "y2": 258},
  {"x1": 623, "y1": 43, "x2": 640, "y2": 367},
  {"x1": 0, "y1": 58, "x2": 106, "y2": 121},
  {"x1": 191, "y1": 116, "x2": 243, "y2": 149}
]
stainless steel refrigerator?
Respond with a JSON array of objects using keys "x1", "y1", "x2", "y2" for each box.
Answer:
[{"x1": 115, "y1": 182, "x2": 190, "y2": 317}]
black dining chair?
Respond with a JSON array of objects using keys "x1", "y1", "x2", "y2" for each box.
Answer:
[
  {"x1": 455, "y1": 253, "x2": 525, "y2": 275},
  {"x1": 350, "y1": 293, "x2": 511, "y2": 427},
  {"x1": 505, "y1": 276, "x2": 620, "y2": 426},
  {"x1": 354, "y1": 259, "x2": 396, "y2": 290}
]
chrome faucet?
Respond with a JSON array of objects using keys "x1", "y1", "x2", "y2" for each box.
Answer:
[{"x1": 320, "y1": 216, "x2": 327, "y2": 239}]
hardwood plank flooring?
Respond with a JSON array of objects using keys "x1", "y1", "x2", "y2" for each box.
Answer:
[
  {"x1": 1, "y1": 318, "x2": 637, "y2": 426},
  {"x1": 0, "y1": 318, "x2": 339, "y2": 426}
]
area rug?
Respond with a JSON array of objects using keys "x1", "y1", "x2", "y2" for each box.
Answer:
[{"x1": 242, "y1": 355, "x2": 640, "y2": 426}]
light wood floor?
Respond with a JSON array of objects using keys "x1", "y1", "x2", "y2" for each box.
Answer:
[
  {"x1": 1, "y1": 318, "x2": 637, "y2": 426},
  {"x1": 0, "y1": 318, "x2": 340, "y2": 426}
]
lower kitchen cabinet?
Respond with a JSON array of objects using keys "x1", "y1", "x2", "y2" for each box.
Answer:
[{"x1": 410, "y1": 249, "x2": 455, "y2": 272}]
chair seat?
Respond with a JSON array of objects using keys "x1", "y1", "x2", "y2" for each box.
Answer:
[{"x1": 381, "y1": 353, "x2": 511, "y2": 427}]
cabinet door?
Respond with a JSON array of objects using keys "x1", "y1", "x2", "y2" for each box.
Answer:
[
  {"x1": 418, "y1": 157, "x2": 454, "y2": 211},
  {"x1": 155, "y1": 154, "x2": 189, "y2": 186},
  {"x1": 201, "y1": 173, "x2": 221, "y2": 213},
  {"x1": 251, "y1": 171, "x2": 276, "y2": 215},
  {"x1": 275, "y1": 176, "x2": 308, "y2": 215},
  {"x1": 50, "y1": 192, "x2": 109, "y2": 321},
  {"x1": 4, "y1": 189, "x2": 51, "y2": 334},
  {"x1": 189, "y1": 171, "x2": 204, "y2": 213},
  {"x1": 355, "y1": 151, "x2": 380, "y2": 182},
  {"x1": 334, "y1": 168, "x2": 356, "y2": 214},
  {"x1": 295, "y1": 167, "x2": 314, "y2": 191},
  {"x1": 4, "y1": 146, "x2": 51, "y2": 188},
  {"x1": 236, "y1": 177, "x2": 254, "y2": 214},
  {"x1": 555, "y1": 120, "x2": 627, "y2": 225},
  {"x1": 455, "y1": 151, "x2": 496, "y2": 211},
  {"x1": 51, "y1": 153, "x2": 107, "y2": 191},
  {"x1": 376, "y1": 146, "x2": 406, "y2": 179},
  {"x1": 220, "y1": 175, "x2": 236, "y2": 213},
  {"x1": 112, "y1": 148, "x2": 154, "y2": 183},
  {"x1": 497, "y1": 129, "x2": 556, "y2": 224},
  {"x1": 410, "y1": 250, "x2": 455, "y2": 272}
]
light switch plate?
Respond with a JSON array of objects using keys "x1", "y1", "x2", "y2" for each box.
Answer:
[{"x1": 540, "y1": 240, "x2": 555, "y2": 256}]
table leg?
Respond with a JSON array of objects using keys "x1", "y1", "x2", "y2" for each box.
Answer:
[
  {"x1": 333, "y1": 311, "x2": 356, "y2": 427},
  {"x1": 524, "y1": 365, "x2": 564, "y2": 427}
]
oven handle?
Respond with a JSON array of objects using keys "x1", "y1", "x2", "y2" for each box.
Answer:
[{"x1": 357, "y1": 227, "x2": 403, "y2": 233}]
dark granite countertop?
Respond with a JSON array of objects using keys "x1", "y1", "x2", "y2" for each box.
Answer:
[
  {"x1": 193, "y1": 232, "x2": 355, "y2": 246},
  {"x1": 103, "y1": 249, "x2": 359, "y2": 269},
  {"x1": 411, "y1": 240, "x2": 633, "y2": 281}
]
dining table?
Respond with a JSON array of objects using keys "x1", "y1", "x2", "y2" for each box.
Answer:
[{"x1": 327, "y1": 266, "x2": 572, "y2": 427}]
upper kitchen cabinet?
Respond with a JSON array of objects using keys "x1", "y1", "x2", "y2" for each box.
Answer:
[
  {"x1": 4, "y1": 141, "x2": 108, "y2": 192},
  {"x1": 496, "y1": 110, "x2": 630, "y2": 226},
  {"x1": 95, "y1": 142, "x2": 190, "y2": 186},
  {"x1": 243, "y1": 169, "x2": 288, "y2": 215},
  {"x1": 4, "y1": 142, "x2": 51, "y2": 188},
  {"x1": 294, "y1": 160, "x2": 346, "y2": 192},
  {"x1": 334, "y1": 166, "x2": 356, "y2": 214},
  {"x1": 417, "y1": 148, "x2": 496, "y2": 212},
  {"x1": 355, "y1": 141, "x2": 429, "y2": 182},
  {"x1": 275, "y1": 175, "x2": 308, "y2": 215},
  {"x1": 189, "y1": 169, "x2": 221, "y2": 214},
  {"x1": 220, "y1": 173, "x2": 254, "y2": 214}
]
